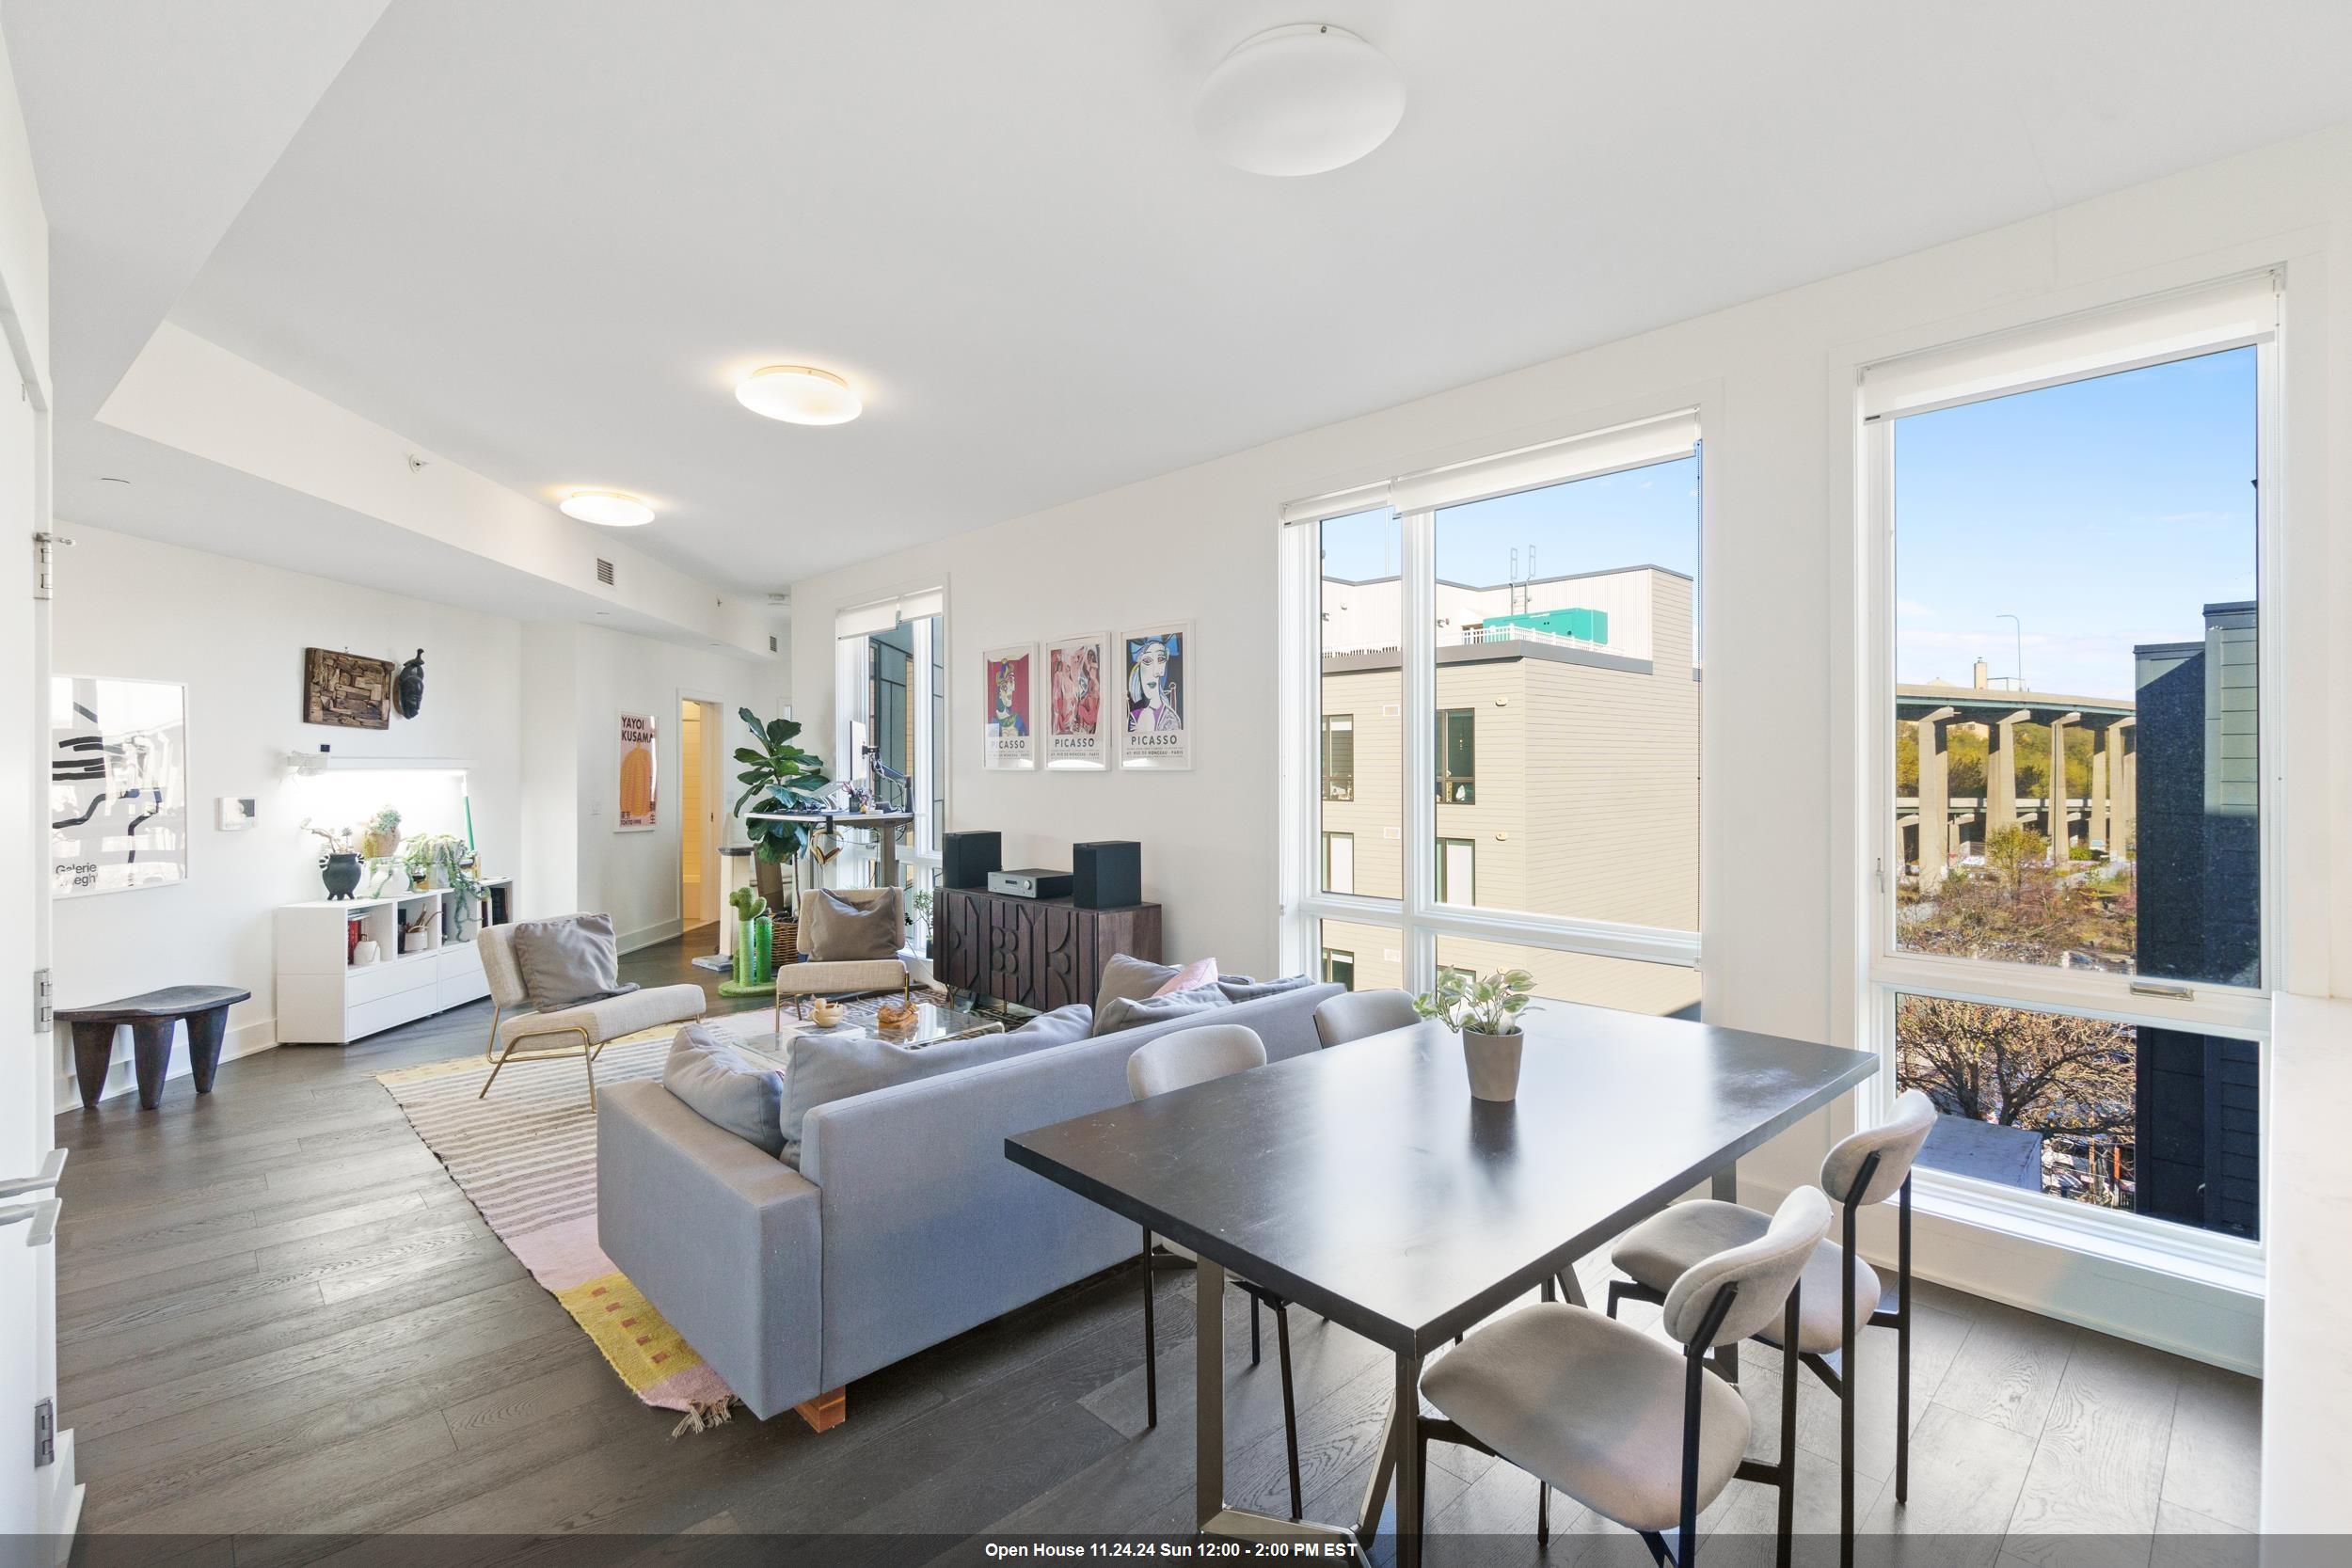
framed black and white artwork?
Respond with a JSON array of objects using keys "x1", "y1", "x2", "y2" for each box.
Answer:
[{"x1": 51, "y1": 675, "x2": 189, "y2": 896}]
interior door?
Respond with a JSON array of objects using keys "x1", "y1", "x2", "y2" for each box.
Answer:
[{"x1": 1, "y1": 365, "x2": 66, "y2": 1542}]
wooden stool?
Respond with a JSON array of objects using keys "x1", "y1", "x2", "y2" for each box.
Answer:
[{"x1": 56, "y1": 986, "x2": 252, "y2": 1110}]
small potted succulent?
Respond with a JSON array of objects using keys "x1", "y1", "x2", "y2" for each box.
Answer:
[{"x1": 1414, "y1": 967, "x2": 1538, "y2": 1101}]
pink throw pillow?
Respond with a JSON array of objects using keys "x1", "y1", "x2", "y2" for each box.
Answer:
[{"x1": 1152, "y1": 958, "x2": 1220, "y2": 998}]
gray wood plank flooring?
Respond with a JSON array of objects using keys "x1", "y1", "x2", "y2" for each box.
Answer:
[{"x1": 53, "y1": 934, "x2": 2261, "y2": 1563}]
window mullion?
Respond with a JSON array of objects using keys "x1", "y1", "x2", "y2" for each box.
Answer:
[{"x1": 1400, "y1": 507, "x2": 1438, "y2": 996}]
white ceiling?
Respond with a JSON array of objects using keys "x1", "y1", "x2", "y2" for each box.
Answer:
[{"x1": 24, "y1": 1, "x2": 2352, "y2": 594}]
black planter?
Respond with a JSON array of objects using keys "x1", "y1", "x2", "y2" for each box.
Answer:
[{"x1": 320, "y1": 852, "x2": 364, "y2": 900}]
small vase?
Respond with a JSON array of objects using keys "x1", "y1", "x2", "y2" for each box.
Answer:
[
  {"x1": 1461, "y1": 1029, "x2": 1524, "y2": 1102},
  {"x1": 353, "y1": 940, "x2": 381, "y2": 967},
  {"x1": 320, "y1": 852, "x2": 364, "y2": 900}
]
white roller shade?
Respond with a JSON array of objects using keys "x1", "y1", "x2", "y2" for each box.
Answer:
[
  {"x1": 1279, "y1": 481, "x2": 1392, "y2": 528},
  {"x1": 1863, "y1": 272, "x2": 2277, "y2": 421},
  {"x1": 834, "y1": 585, "x2": 946, "y2": 639},
  {"x1": 1388, "y1": 409, "x2": 1699, "y2": 515}
]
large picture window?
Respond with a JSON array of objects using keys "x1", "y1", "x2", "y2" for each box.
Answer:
[
  {"x1": 1287, "y1": 409, "x2": 1703, "y2": 1022},
  {"x1": 1865, "y1": 276, "x2": 2277, "y2": 1255}
]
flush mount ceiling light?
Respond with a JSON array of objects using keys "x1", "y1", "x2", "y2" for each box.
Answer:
[
  {"x1": 560, "y1": 489, "x2": 655, "y2": 527},
  {"x1": 735, "y1": 365, "x2": 862, "y2": 425},
  {"x1": 1195, "y1": 23, "x2": 1405, "y2": 177}
]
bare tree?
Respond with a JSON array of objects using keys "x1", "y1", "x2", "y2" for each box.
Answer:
[{"x1": 1898, "y1": 994, "x2": 2134, "y2": 1137}]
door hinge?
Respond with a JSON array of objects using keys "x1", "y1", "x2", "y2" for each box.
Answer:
[
  {"x1": 33, "y1": 531, "x2": 72, "y2": 600},
  {"x1": 34, "y1": 1397, "x2": 54, "y2": 1467},
  {"x1": 1875, "y1": 857, "x2": 1885, "y2": 892},
  {"x1": 33, "y1": 967, "x2": 51, "y2": 1031}
]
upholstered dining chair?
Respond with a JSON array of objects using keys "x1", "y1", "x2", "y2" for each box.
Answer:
[
  {"x1": 1422, "y1": 1188, "x2": 1831, "y2": 1568},
  {"x1": 1606, "y1": 1089, "x2": 1939, "y2": 1565},
  {"x1": 477, "y1": 919, "x2": 705, "y2": 1107},
  {"x1": 1311, "y1": 987, "x2": 1419, "y2": 1048},
  {"x1": 1126, "y1": 1023, "x2": 1308, "y2": 1521}
]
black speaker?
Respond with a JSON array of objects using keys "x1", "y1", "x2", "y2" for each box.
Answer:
[
  {"x1": 943, "y1": 831, "x2": 1001, "y2": 890},
  {"x1": 1073, "y1": 841, "x2": 1141, "y2": 909}
]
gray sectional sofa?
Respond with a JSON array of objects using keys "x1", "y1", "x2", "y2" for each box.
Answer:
[{"x1": 596, "y1": 980, "x2": 1343, "y2": 1423}]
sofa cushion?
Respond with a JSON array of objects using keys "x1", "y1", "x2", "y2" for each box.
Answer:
[
  {"x1": 661, "y1": 1022, "x2": 787, "y2": 1157},
  {"x1": 1216, "y1": 974, "x2": 1318, "y2": 1005},
  {"x1": 1009, "y1": 1003, "x2": 1095, "y2": 1047},
  {"x1": 781, "y1": 1012, "x2": 1073, "y2": 1165},
  {"x1": 800, "y1": 887, "x2": 904, "y2": 961},
  {"x1": 510, "y1": 912, "x2": 637, "y2": 1010},
  {"x1": 1093, "y1": 985, "x2": 1233, "y2": 1037},
  {"x1": 1095, "y1": 953, "x2": 1179, "y2": 1016},
  {"x1": 1152, "y1": 958, "x2": 1220, "y2": 997}
]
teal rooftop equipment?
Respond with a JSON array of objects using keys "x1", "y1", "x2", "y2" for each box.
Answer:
[{"x1": 1481, "y1": 607, "x2": 1608, "y2": 645}]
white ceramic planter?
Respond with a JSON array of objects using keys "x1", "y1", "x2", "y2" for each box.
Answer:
[{"x1": 1462, "y1": 1028, "x2": 1524, "y2": 1101}]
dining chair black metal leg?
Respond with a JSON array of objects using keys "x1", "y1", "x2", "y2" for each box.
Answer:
[
  {"x1": 1250, "y1": 1290, "x2": 1263, "y2": 1366},
  {"x1": 1536, "y1": 1478, "x2": 1550, "y2": 1545},
  {"x1": 1276, "y1": 1302, "x2": 1302, "y2": 1520},
  {"x1": 1776, "y1": 1286, "x2": 1801, "y2": 1568},
  {"x1": 1139, "y1": 1226, "x2": 1157, "y2": 1429},
  {"x1": 1896, "y1": 1172, "x2": 1914, "y2": 1504},
  {"x1": 1840, "y1": 1189, "x2": 1861, "y2": 1568}
]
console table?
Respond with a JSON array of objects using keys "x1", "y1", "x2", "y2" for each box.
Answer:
[{"x1": 936, "y1": 887, "x2": 1162, "y2": 1012}]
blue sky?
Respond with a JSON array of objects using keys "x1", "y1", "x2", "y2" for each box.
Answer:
[
  {"x1": 1320, "y1": 346, "x2": 2255, "y2": 700},
  {"x1": 1897, "y1": 345, "x2": 2257, "y2": 699},
  {"x1": 1321, "y1": 454, "x2": 1701, "y2": 585}
]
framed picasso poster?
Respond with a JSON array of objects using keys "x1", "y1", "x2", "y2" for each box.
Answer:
[
  {"x1": 1043, "y1": 632, "x2": 1110, "y2": 770},
  {"x1": 1118, "y1": 621, "x2": 1193, "y2": 771},
  {"x1": 981, "y1": 643, "x2": 1037, "y2": 770}
]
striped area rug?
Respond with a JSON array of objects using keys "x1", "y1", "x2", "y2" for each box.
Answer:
[{"x1": 375, "y1": 1019, "x2": 754, "y2": 1429}]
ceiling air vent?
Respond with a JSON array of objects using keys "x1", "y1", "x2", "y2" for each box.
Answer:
[{"x1": 595, "y1": 558, "x2": 615, "y2": 587}]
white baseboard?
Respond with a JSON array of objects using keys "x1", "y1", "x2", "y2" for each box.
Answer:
[
  {"x1": 619, "y1": 915, "x2": 686, "y2": 955},
  {"x1": 1734, "y1": 1172, "x2": 2263, "y2": 1375},
  {"x1": 53, "y1": 1015, "x2": 278, "y2": 1110},
  {"x1": 39, "y1": 1426, "x2": 80, "y2": 1563}
]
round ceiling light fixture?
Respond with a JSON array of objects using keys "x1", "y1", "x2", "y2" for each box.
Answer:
[
  {"x1": 1195, "y1": 24, "x2": 1405, "y2": 177},
  {"x1": 735, "y1": 364, "x2": 863, "y2": 425},
  {"x1": 560, "y1": 489, "x2": 656, "y2": 528}
]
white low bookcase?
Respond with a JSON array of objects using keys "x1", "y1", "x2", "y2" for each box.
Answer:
[{"x1": 275, "y1": 879, "x2": 514, "y2": 1044}]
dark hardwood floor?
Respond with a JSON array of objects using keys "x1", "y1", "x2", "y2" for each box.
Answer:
[{"x1": 52, "y1": 932, "x2": 2261, "y2": 1565}]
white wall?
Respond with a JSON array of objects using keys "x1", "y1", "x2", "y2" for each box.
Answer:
[
  {"x1": 49, "y1": 527, "x2": 786, "y2": 1099},
  {"x1": 48, "y1": 526, "x2": 526, "y2": 1098},
  {"x1": 792, "y1": 125, "x2": 2352, "y2": 1370},
  {"x1": 552, "y1": 622, "x2": 785, "y2": 951}
]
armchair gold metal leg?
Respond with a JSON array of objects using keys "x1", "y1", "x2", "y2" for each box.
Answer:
[{"x1": 483, "y1": 1005, "x2": 503, "y2": 1064}]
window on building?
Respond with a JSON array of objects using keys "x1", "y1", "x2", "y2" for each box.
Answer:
[
  {"x1": 1323, "y1": 832, "x2": 1356, "y2": 895},
  {"x1": 1322, "y1": 715, "x2": 1355, "y2": 800},
  {"x1": 1866, "y1": 275, "x2": 2275, "y2": 1253},
  {"x1": 1436, "y1": 837, "x2": 1474, "y2": 906},
  {"x1": 1436, "y1": 709, "x2": 1476, "y2": 804},
  {"x1": 1322, "y1": 949, "x2": 1357, "y2": 990},
  {"x1": 1285, "y1": 409, "x2": 1702, "y2": 1022}
]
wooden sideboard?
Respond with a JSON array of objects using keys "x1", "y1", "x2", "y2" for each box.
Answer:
[{"x1": 936, "y1": 887, "x2": 1163, "y2": 1013}]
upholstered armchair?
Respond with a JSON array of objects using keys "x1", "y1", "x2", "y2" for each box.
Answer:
[
  {"x1": 477, "y1": 919, "x2": 705, "y2": 1105},
  {"x1": 771, "y1": 886, "x2": 918, "y2": 1029}
]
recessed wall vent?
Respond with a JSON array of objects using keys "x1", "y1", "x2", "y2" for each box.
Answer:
[
  {"x1": 769, "y1": 635, "x2": 779, "y2": 654},
  {"x1": 595, "y1": 558, "x2": 615, "y2": 586}
]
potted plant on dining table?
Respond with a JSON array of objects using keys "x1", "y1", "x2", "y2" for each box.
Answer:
[{"x1": 1414, "y1": 966, "x2": 1538, "y2": 1101}]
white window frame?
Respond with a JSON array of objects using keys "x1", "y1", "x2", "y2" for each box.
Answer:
[
  {"x1": 1859, "y1": 274, "x2": 2281, "y2": 1285},
  {"x1": 1279, "y1": 406, "x2": 1707, "y2": 998},
  {"x1": 833, "y1": 586, "x2": 947, "y2": 892}
]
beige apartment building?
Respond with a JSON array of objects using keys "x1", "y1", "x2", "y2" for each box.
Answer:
[{"x1": 1317, "y1": 563, "x2": 1701, "y2": 1016}]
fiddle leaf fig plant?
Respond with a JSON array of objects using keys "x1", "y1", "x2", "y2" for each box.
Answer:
[
  {"x1": 1413, "y1": 967, "x2": 1537, "y2": 1037},
  {"x1": 732, "y1": 707, "x2": 831, "y2": 882}
]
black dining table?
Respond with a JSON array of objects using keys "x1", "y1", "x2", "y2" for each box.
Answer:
[{"x1": 1005, "y1": 1004, "x2": 1878, "y2": 1566}]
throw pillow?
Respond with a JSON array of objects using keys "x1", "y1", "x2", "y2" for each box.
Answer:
[
  {"x1": 1092, "y1": 986, "x2": 1234, "y2": 1037},
  {"x1": 781, "y1": 1013, "x2": 1073, "y2": 1166},
  {"x1": 1152, "y1": 958, "x2": 1220, "y2": 998},
  {"x1": 799, "y1": 887, "x2": 903, "y2": 961},
  {"x1": 1009, "y1": 1003, "x2": 1095, "y2": 1047},
  {"x1": 1095, "y1": 953, "x2": 1179, "y2": 1016},
  {"x1": 510, "y1": 912, "x2": 638, "y2": 1010},
  {"x1": 661, "y1": 1023, "x2": 786, "y2": 1157},
  {"x1": 1216, "y1": 974, "x2": 1319, "y2": 1005}
]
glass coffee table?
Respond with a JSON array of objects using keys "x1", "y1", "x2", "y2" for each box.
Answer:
[{"x1": 734, "y1": 1000, "x2": 1004, "y2": 1065}]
